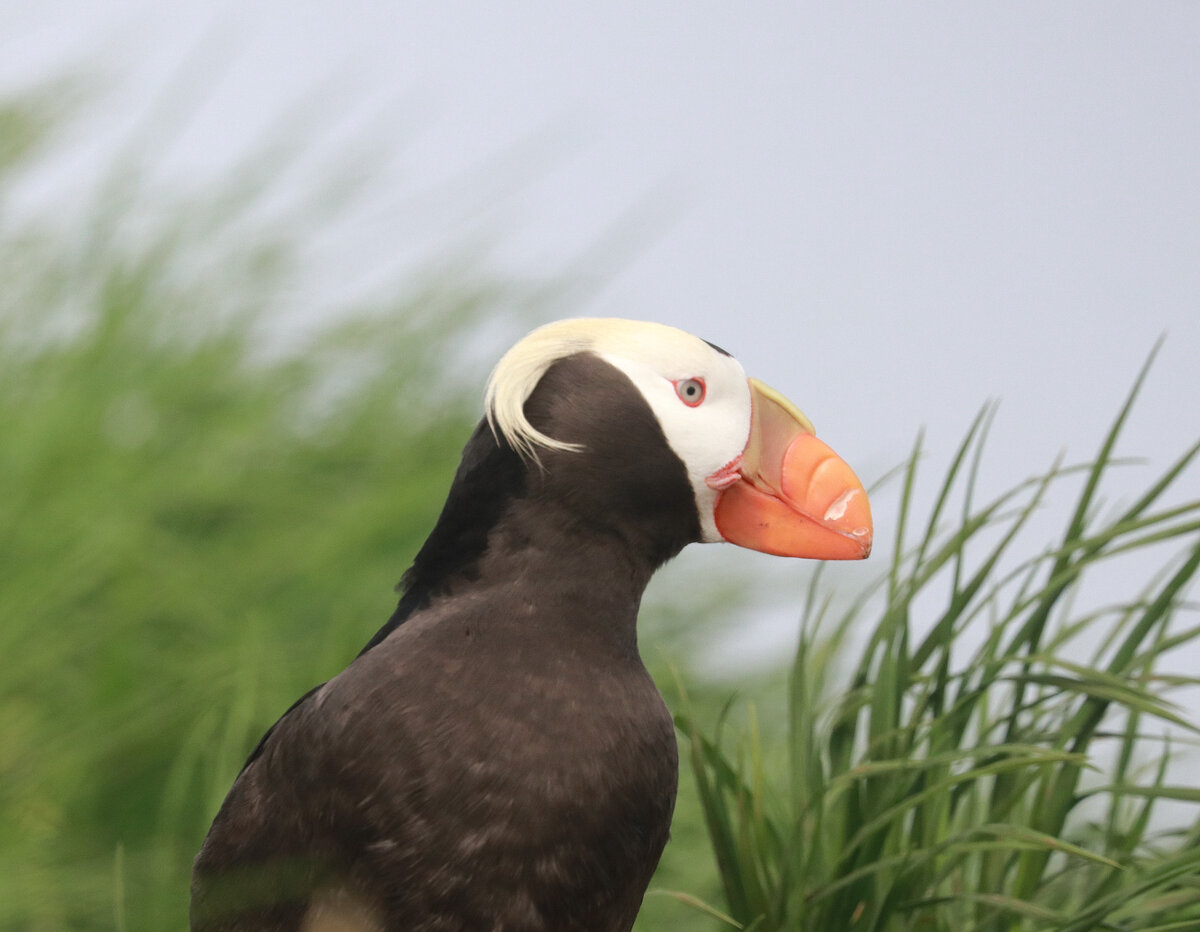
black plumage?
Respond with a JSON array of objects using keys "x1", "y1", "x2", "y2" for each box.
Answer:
[{"x1": 192, "y1": 354, "x2": 700, "y2": 931}]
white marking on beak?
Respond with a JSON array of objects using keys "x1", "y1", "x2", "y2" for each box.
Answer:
[{"x1": 824, "y1": 489, "x2": 859, "y2": 523}]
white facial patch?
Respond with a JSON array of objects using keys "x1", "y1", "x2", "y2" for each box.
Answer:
[
  {"x1": 485, "y1": 318, "x2": 755, "y2": 542},
  {"x1": 596, "y1": 336, "x2": 752, "y2": 543}
]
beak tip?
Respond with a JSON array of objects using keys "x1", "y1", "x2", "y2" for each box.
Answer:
[{"x1": 821, "y1": 487, "x2": 873, "y2": 559}]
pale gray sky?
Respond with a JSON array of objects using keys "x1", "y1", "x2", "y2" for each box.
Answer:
[{"x1": 5, "y1": 1, "x2": 1199, "y2": 664}]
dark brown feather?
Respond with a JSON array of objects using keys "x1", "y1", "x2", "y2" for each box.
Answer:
[{"x1": 192, "y1": 354, "x2": 698, "y2": 931}]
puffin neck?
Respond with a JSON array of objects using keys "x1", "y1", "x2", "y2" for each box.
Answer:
[
  {"x1": 473, "y1": 492, "x2": 661, "y2": 643},
  {"x1": 364, "y1": 351, "x2": 704, "y2": 656},
  {"x1": 362, "y1": 420, "x2": 670, "y2": 657}
]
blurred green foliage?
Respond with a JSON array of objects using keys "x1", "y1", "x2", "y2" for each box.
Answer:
[
  {"x1": 0, "y1": 119, "x2": 443, "y2": 932},
  {"x1": 0, "y1": 77, "x2": 744, "y2": 931}
]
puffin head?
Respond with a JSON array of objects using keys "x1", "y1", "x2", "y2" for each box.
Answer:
[{"x1": 485, "y1": 318, "x2": 872, "y2": 562}]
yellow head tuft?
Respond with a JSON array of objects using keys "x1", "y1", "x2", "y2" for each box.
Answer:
[{"x1": 484, "y1": 318, "x2": 711, "y2": 462}]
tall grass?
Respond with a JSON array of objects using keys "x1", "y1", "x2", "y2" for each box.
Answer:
[
  {"x1": 0, "y1": 83, "x2": 550, "y2": 929},
  {"x1": 676, "y1": 359, "x2": 1200, "y2": 930}
]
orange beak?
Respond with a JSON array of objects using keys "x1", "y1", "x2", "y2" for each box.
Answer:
[{"x1": 710, "y1": 379, "x2": 873, "y2": 560}]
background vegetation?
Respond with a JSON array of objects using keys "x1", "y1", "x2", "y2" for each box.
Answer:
[
  {"x1": 678, "y1": 394, "x2": 1200, "y2": 930},
  {"x1": 0, "y1": 81, "x2": 737, "y2": 930},
  {"x1": 2, "y1": 84, "x2": 1197, "y2": 932}
]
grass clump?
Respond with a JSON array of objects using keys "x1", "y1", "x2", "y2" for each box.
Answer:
[
  {"x1": 0, "y1": 83, "x2": 544, "y2": 929},
  {"x1": 676, "y1": 357, "x2": 1200, "y2": 931}
]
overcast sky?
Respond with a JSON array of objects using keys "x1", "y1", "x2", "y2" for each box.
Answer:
[{"x1": 6, "y1": 2, "x2": 1199, "y2": 664}]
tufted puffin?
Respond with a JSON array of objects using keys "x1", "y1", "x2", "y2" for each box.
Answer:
[{"x1": 191, "y1": 318, "x2": 872, "y2": 931}]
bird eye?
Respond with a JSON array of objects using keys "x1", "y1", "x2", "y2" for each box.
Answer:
[{"x1": 674, "y1": 378, "x2": 706, "y2": 407}]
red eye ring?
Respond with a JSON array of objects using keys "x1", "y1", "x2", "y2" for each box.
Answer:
[{"x1": 674, "y1": 377, "x2": 706, "y2": 407}]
